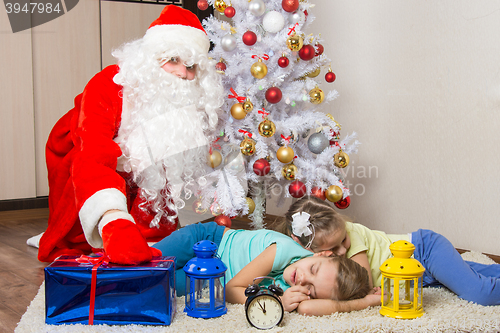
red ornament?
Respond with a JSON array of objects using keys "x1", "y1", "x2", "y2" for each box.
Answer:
[
  {"x1": 253, "y1": 158, "x2": 271, "y2": 176},
  {"x1": 197, "y1": 0, "x2": 209, "y2": 11},
  {"x1": 311, "y1": 187, "x2": 326, "y2": 200},
  {"x1": 289, "y1": 180, "x2": 306, "y2": 198},
  {"x1": 325, "y1": 71, "x2": 336, "y2": 83},
  {"x1": 215, "y1": 214, "x2": 232, "y2": 227},
  {"x1": 215, "y1": 61, "x2": 226, "y2": 72},
  {"x1": 282, "y1": 0, "x2": 299, "y2": 12},
  {"x1": 265, "y1": 87, "x2": 282, "y2": 104},
  {"x1": 278, "y1": 56, "x2": 289, "y2": 68},
  {"x1": 224, "y1": 6, "x2": 236, "y2": 18},
  {"x1": 298, "y1": 45, "x2": 315, "y2": 61},
  {"x1": 315, "y1": 43, "x2": 324, "y2": 56},
  {"x1": 242, "y1": 31, "x2": 257, "y2": 46},
  {"x1": 334, "y1": 196, "x2": 350, "y2": 209}
]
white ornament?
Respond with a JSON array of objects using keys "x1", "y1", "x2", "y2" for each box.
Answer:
[
  {"x1": 262, "y1": 11, "x2": 285, "y2": 33},
  {"x1": 249, "y1": 0, "x2": 266, "y2": 16},
  {"x1": 221, "y1": 34, "x2": 237, "y2": 52},
  {"x1": 289, "y1": 10, "x2": 306, "y2": 24}
]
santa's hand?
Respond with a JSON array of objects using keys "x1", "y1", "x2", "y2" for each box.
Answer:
[
  {"x1": 281, "y1": 285, "x2": 311, "y2": 312},
  {"x1": 101, "y1": 219, "x2": 155, "y2": 265}
]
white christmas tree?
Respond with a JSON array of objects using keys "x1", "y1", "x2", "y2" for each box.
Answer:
[{"x1": 193, "y1": 0, "x2": 359, "y2": 228}]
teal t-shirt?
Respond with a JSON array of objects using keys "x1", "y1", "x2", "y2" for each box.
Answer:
[{"x1": 217, "y1": 229, "x2": 313, "y2": 291}]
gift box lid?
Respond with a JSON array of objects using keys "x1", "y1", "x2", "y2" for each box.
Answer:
[{"x1": 46, "y1": 255, "x2": 174, "y2": 270}]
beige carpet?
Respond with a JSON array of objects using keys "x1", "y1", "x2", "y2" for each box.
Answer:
[{"x1": 16, "y1": 252, "x2": 500, "y2": 333}]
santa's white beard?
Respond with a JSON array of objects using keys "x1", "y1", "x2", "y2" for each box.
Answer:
[{"x1": 116, "y1": 71, "x2": 212, "y2": 226}]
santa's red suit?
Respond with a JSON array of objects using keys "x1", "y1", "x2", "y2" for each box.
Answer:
[
  {"x1": 39, "y1": 64, "x2": 177, "y2": 263},
  {"x1": 36, "y1": 5, "x2": 218, "y2": 264}
]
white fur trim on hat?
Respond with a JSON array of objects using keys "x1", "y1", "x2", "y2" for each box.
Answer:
[
  {"x1": 143, "y1": 24, "x2": 210, "y2": 56},
  {"x1": 79, "y1": 188, "x2": 129, "y2": 248}
]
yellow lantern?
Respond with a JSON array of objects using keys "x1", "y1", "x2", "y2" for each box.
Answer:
[{"x1": 379, "y1": 241, "x2": 425, "y2": 319}]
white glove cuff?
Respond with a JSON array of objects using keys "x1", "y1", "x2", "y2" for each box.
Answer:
[{"x1": 98, "y1": 211, "x2": 135, "y2": 238}]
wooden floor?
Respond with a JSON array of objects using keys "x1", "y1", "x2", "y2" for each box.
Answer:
[{"x1": 0, "y1": 209, "x2": 50, "y2": 333}]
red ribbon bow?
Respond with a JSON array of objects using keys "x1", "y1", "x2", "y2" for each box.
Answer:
[
  {"x1": 251, "y1": 54, "x2": 270, "y2": 61},
  {"x1": 228, "y1": 88, "x2": 246, "y2": 103},
  {"x1": 74, "y1": 253, "x2": 110, "y2": 325},
  {"x1": 239, "y1": 129, "x2": 253, "y2": 138},
  {"x1": 258, "y1": 109, "x2": 269, "y2": 119},
  {"x1": 281, "y1": 134, "x2": 291, "y2": 144},
  {"x1": 288, "y1": 23, "x2": 299, "y2": 36},
  {"x1": 210, "y1": 137, "x2": 222, "y2": 154}
]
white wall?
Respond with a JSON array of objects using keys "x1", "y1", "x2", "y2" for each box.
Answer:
[{"x1": 270, "y1": 0, "x2": 500, "y2": 255}]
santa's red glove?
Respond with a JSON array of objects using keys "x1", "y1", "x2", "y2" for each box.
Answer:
[{"x1": 101, "y1": 219, "x2": 159, "y2": 265}]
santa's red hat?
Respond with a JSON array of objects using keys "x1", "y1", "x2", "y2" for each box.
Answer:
[{"x1": 144, "y1": 5, "x2": 209, "y2": 55}]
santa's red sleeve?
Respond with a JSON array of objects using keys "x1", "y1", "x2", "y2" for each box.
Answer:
[{"x1": 39, "y1": 65, "x2": 133, "y2": 261}]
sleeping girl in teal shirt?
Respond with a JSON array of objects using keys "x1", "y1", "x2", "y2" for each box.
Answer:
[{"x1": 153, "y1": 221, "x2": 378, "y2": 316}]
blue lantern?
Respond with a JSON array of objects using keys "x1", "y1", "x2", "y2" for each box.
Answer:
[{"x1": 183, "y1": 240, "x2": 227, "y2": 318}]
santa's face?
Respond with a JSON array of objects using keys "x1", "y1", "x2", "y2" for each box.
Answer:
[
  {"x1": 112, "y1": 39, "x2": 224, "y2": 225},
  {"x1": 161, "y1": 56, "x2": 196, "y2": 80}
]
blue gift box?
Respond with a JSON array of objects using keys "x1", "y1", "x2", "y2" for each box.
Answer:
[{"x1": 44, "y1": 255, "x2": 176, "y2": 326}]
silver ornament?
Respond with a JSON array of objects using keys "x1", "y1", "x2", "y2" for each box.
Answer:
[
  {"x1": 307, "y1": 132, "x2": 329, "y2": 154},
  {"x1": 249, "y1": 0, "x2": 266, "y2": 16},
  {"x1": 221, "y1": 34, "x2": 237, "y2": 52},
  {"x1": 289, "y1": 10, "x2": 306, "y2": 24}
]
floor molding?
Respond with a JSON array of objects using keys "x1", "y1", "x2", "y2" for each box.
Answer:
[{"x1": 0, "y1": 197, "x2": 48, "y2": 211}]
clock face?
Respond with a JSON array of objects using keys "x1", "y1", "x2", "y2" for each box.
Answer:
[{"x1": 246, "y1": 294, "x2": 284, "y2": 329}]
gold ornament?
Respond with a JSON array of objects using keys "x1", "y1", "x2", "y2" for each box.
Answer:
[
  {"x1": 276, "y1": 146, "x2": 294, "y2": 163},
  {"x1": 281, "y1": 163, "x2": 298, "y2": 180},
  {"x1": 192, "y1": 199, "x2": 208, "y2": 214},
  {"x1": 242, "y1": 98, "x2": 254, "y2": 113},
  {"x1": 251, "y1": 59, "x2": 268, "y2": 79},
  {"x1": 287, "y1": 34, "x2": 304, "y2": 51},
  {"x1": 214, "y1": 0, "x2": 227, "y2": 13},
  {"x1": 326, "y1": 185, "x2": 343, "y2": 202},
  {"x1": 240, "y1": 137, "x2": 256, "y2": 156},
  {"x1": 246, "y1": 197, "x2": 256, "y2": 214},
  {"x1": 334, "y1": 150, "x2": 350, "y2": 168},
  {"x1": 309, "y1": 86, "x2": 325, "y2": 104},
  {"x1": 306, "y1": 67, "x2": 321, "y2": 78},
  {"x1": 207, "y1": 150, "x2": 222, "y2": 168},
  {"x1": 230, "y1": 103, "x2": 247, "y2": 120},
  {"x1": 258, "y1": 119, "x2": 276, "y2": 137},
  {"x1": 210, "y1": 202, "x2": 223, "y2": 216},
  {"x1": 326, "y1": 113, "x2": 342, "y2": 130}
]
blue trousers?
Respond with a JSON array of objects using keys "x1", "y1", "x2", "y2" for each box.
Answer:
[
  {"x1": 412, "y1": 229, "x2": 500, "y2": 306},
  {"x1": 153, "y1": 222, "x2": 226, "y2": 295}
]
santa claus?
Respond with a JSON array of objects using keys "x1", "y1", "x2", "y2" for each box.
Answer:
[{"x1": 31, "y1": 5, "x2": 224, "y2": 265}]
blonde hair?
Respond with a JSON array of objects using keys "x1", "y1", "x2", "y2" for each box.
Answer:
[
  {"x1": 334, "y1": 256, "x2": 371, "y2": 301},
  {"x1": 273, "y1": 196, "x2": 349, "y2": 252}
]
